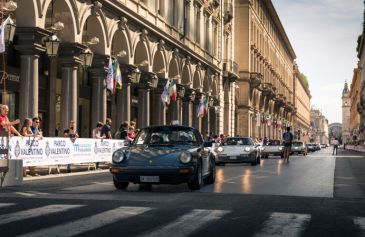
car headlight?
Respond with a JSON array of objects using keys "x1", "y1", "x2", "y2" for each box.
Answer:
[
  {"x1": 179, "y1": 152, "x2": 192, "y2": 164},
  {"x1": 112, "y1": 150, "x2": 126, "y2": 163},
  {"x1": 244, "y1": 147, "x2": 251, "y2": 152},
  {"x1": 216, "y1": 147, "x2": 224, "y2": 153},
  {"x1": 279, "y1": 147, "x2": 283, "y2": 151}
]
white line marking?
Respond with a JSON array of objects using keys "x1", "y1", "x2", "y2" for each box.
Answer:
[
  {"x1": 354, "y1": 217, "x2": 365, "y2": 236},
  {"x1": 0, "y1": 203, "x2": 15, "y2": 208},
  {"x1": 0, "y1": 204, "x2": 82, "y2": 225},
  {"x1": 19, "y1": 206, "x2": 151, "y2": 237},
  {"x1": 253, "y1": 212, "x2": 311, "y2": 237},
  {"x1": 138, "y1": 209, "x2": 230, "y2": 237}
]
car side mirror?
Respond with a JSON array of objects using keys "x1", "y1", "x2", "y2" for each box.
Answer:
[{"x1": 204, "y1": 141, "x2": 213, "y2": 147}]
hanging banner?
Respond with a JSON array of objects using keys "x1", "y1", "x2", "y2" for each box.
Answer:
[{"x1": 5, "y1": 137, "x2": 125, "y2": 166}]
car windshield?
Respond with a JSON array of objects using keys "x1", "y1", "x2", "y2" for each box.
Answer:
[
  {"x1": 133, "y1": 126, "x2": 200, "y2": 146},
  {"x1": 268, "y1": 140, "x2": 281, "y2": 146},
  {"x1": 223, "y1": 138, "x2": 253, "y2": 146},
  {"x1": 292, "y1": 142, "x2": 303, "y2": 146}
]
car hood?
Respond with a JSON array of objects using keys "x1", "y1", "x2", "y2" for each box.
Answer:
[
  {"x1": 124, "y1": 145, "x2": 196, "y2": 166},
  {"x1": 220, "y1": 145, "x2": 254, "y2": 155}
]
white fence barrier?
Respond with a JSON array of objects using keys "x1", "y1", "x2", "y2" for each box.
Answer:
[
  {"x1": 0, "y1": 137, "x2": 125, "y2": 167},
  {"x1": 346, "y1": 145, "x2": 365, "y2": 153}
]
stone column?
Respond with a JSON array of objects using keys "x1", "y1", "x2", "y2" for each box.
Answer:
[
  {"x1": 151, "y1": 79, "x2": 167, "y2": 125},
  {"x1": 47, "y1": 57, "x2": 57, "y2": 137},
  {"x1": 138, "y1": 72, "x2": 158, "y2": 129},
  {"x1": 193, "y1": 93, "x2": 203, "y2": 132},
  {"x1": 182, "y1": 88, "x2": 195, "y2": 127},
  {"x1": 15, "y1": 27, "x2": 49, "y2": 122},
  {"x1": 89, "y1": 54, "x2": 108, "y2": 130},
  {"x1": 58, "y1": 43, "x2": 87, "y2": 130}
]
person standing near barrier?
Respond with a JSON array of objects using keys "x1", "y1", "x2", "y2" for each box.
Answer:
[
  {"x1": 0, "y1": 105, "x2": 21, "y2": 136},
  {"x1": 31, "y1": 117, "x2": 43, "y2": 139},
  {"x1": 332, "y1": 139, "x2": 339, "y2": 155},
  {"x1": 20, "y1": 118, "x2": 35, "y2": 176},
  {"x1": 92, "y1": 122, "x2": 104, "y2": 139},
  {"x1": 64, "y1": 120, "x2": 79, "y2": 172},
  {"x1": 101, "y1": 118, "x2": 112, "y2": 139}
]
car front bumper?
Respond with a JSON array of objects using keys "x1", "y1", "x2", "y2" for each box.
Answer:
[
  {"x1": 216, "y1": 153, "x2": 256, "y2": 163},
  {"x1": 110, "y1": 166, "x2": 195, "y2": 184}
]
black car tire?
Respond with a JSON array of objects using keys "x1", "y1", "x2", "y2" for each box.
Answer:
[
  {"x1": 113, "y1": 178, "x2": 129, "y2": 190},
  {"x1": 188, "y1": 160, "x2": 203, "y2": 190},
  {"x1": 251, "y1": 157, "x2": 257, "y2": 166},
  {"x1": 203, "y1": 159, "x2": 216, "y2": 184}
]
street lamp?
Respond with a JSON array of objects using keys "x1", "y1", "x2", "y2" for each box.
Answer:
[
  {"x1": 45, "y1": 34, "x2": 60, "y2": 57},
  {"x1": 80, "y1": 48, "x2": 93, "y2": 68},
  {"x1": 4, "y1": 16, "x2": 16, "y2": 43}
]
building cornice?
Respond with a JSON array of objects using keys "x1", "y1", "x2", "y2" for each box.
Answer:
[
  {"x1": 100, "y1": 0, "x2": 221, "y2": 73},
  {"x1": 264, "y1": 0, "x2": 296, "y2": 60}
]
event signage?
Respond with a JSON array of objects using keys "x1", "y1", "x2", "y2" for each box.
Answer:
[{"x1": 4, "y1": 137, "x2": 125, "y2": 166}]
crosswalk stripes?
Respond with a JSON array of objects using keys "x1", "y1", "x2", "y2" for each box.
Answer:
[
  {"x1": 353, "y1": 217, "x2": 365, "y2": 236},
  {"x1": 253, "y1": 212, "x2": 311, "y2": 237},
  {"x1": 18, "y1": 206, "x2": 152, "y2": 237},
  {"x1": 0, "y1": 203, "x2": 15, "y2": 208},
  {"x1": 0, "y1": 202, "x2": 364, "y2": 237},
  {"x1": 137, "y1": 209, "x2": 231, "y2": 237},
  {"x1": 0, "y1": 204, "x2": 83, "y2": 225}
]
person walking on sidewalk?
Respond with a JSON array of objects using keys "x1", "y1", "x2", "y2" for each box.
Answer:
[
  {"x1": 282, "y1": 127, "x2": 294, "y2": 163},
  {"x1": 332, "y1": 139, "x2": 339, "y2": 155}
]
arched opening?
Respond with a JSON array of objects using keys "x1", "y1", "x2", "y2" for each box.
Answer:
[
  {"x1": 168, "y1": 58, "x2": 180, "y2": 81},
  {"x1": 111, "y1": 30, "x2": 131, "y2": 65},
  {"x1": 82, "y1": 15, "x2": 107, "y2": 55},
  {"x1": 193, "y1": 70, "x2": 201, "y2": 91},
  {"x1": 15, "y1": 0, "x2": 37, "y2": 27},
  {"x1": 134, "y1": 41, "x2": 149, "y2": 72},
  {"x1": 181, "y1": 65, "x2": 191, "y2": 86},
  {"x1": 152, "y1": 51, "x2": 166, "y2": 77}
]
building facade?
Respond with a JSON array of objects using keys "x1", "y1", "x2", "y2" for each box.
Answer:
[
  {"x1": 234, "y1": 0, "x2": 297, "y2": 139},
  {"x1": 342, "y1": 81, "x2": 351, "y2": 144},
  {"x1": 1, "y1": 0, "x2": 237, "y2": 137},
  {"x1": 357, "y1": 18, "x2": 365, "y2": 142},
  {"x1": 310, "y1": 108, "x2": 329, "y2": 144},
  {"x1": 349, "y1": 67, "x2": 361, "y2": 142},
  {"x1": 293, "y1": 63, "x2": 311, "y2": 142}
]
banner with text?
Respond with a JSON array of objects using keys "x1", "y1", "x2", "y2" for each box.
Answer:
[{"x1": 3, "y1": 137, "x2": 125, "y2": 166}]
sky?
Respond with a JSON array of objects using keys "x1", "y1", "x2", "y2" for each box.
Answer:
[{"x1": 271, "y1": 0, "x2": 363, "y2": 124}]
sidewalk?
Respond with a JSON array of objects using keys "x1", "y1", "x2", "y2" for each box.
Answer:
[
  {"x1": 334, "y1": 148, "x2": 365, "y2": 199},
  {"x1": 23, "y1": 163, "x2": 111, "y2": 181}
]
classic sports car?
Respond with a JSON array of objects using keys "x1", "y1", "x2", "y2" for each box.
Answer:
[
  {"x1": 110, "y1": 125, "x2": 216, "y2": 191},
  {"x1": 215, "y1": 137, "x2": 260, "y2": 166},
  {"x1": 261, "y1": 139, "x2": 284, "y2": 158},
  {"x1": 291, "y1": 141, "x2": 307, "y2": 156}
]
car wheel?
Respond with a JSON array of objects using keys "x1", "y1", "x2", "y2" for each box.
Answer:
[
  {"x1": 251, "y1": 157, "x2": 257, "y2": 166},
  {"x1": 188, "y1": 161, "x2": 203, "y2": 190},
  {"x1": 113, "y1": 177, "x2": 129, "y2": 190},
  {"x1": 203, "y1": 159, "x2": 216, "y2": 184}
]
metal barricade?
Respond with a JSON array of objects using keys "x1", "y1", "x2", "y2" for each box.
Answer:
[{"x1": 0, "y1": 131, "x2": 9, "y2": 186}]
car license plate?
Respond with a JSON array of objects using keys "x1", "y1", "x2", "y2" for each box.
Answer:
[
  {"x1": 229, "y1": 156, "x2": 237, "y2": 159},
  {"x1": 140, "y1": 176, "x2": 159, "y2": 182}
]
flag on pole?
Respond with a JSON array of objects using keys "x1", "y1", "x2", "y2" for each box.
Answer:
[
  {"x1": 0, "y1": 16, "x2": 11, "y2": 53},
  {"x1": 204, "y1": 95, "x2": 209, "y2": 116},
  {"x1": 106, "y1": 56, "x2": 114, "y2": 93},
  {"x1": 168, "y1": 79, "x2": 177, "y2": 102},
  {"x1": 113, "y1": 59, "x2": 122, "y2": 91},
  {"x1": 161, "y1": 80, "x2": 171, "y2": 105},
  {"x1": 197, "y1": 95, "x2": 206, "y2": 118}
]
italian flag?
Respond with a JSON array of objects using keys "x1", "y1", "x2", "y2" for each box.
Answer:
[{"x1": 168, "y1": 79, "x2": 177, "y2": 102}]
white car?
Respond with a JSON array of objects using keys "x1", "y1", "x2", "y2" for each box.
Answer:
[{"x1": 215, "y1": 137, "x2": 260, "y2": 166}]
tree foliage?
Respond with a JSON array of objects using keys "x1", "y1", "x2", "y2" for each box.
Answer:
[{"x1": 299, "y1": 73, "x2": 309, "y2": 89}]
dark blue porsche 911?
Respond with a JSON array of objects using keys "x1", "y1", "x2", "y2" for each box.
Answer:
[{"x1": 110, "y1": 125, "x2": 216, "y2": 190}]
